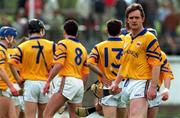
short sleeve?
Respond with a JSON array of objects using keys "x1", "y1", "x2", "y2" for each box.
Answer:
[
  {"x1": 53, "y1": 42, "x2": 67, "y2": 65},
  {"x1": 0, "y1": 50, "x2": 6, "y2": 68},
  {"x1": 8, "y1": 47, "x2": 23, "y2": 67},
  {"x1": 146, "y1": 38, "x2": 162, "y2": 66},
  {"x1": 161, "y1": 59, "x2": 174, "y2": 80},
  {"x1": 87, "y1": 46, "x2": 99, "y2": 66}
]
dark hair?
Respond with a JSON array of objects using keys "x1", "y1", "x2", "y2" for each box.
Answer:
[
  {"x1": 106, "y1": 19, "x2": 122, "y2": 36},
  {"x1": 64, "y1": 20, "x2": 78, "y2": 36},
  {"x1": 125, "y1": 3, "x2": 145, "y2": 18},
  {"x1": 28, "y1": 19, "x2": 45, "y2": 34}
]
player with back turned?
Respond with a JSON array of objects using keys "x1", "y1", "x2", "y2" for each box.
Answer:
[
  {"x1": 43, "y1": 20, "x2": 89, "y2": 118},
  {"x1": 9, "y1": 19, "x2": 55, "y2": 118}
]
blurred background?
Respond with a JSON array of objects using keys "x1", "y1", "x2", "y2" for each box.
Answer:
[
  {"x1": 0, "y1": 0, "x2": 180, "y2": 117},
  {"x1": 1, "y1": 0, "x2": 180, "y2": 54}
]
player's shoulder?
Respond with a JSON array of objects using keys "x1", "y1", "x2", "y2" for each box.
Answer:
[
  {"x1": 57, "y1": 39, "x2": 68, "y2": 45},
  {"x1": 0, "y1": 45, "x2": 6, "y2": 56},
  {"x1": 39, "y1": 39, "x2": 54, "y2": 44},
  {"x1": 96, "y1": 40, "x2": 108, "y2": 47},
  {"x1": 144, "y1": 29, "x2": 157, "y2": 39}
]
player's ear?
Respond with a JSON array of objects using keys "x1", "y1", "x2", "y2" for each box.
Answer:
[
  {"x1": 76, "y1": 32, "x2": 78, "y2": 37},
  {"x1": 105, "y1": 28, "x2": 108, "y2": 34},
  {"x1": 142, "y1": 17, "x2": 145, "y2": 23},
  {"x1": 63, "y1": 31, "x2": 67, "y2": 38},
  {"x1": 40, "y1": 29, "x2": 45, "y2": 36}
]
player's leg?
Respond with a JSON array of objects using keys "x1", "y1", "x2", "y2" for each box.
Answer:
[
  {"x1": 9, "y1": 99, "x2": 18, "y2": 118},
  {"x1": 129, "y1": 97, "x2": 148, "y2": 118},
  {"x1": 15, "y1": 106, "x2": 20, "y2": 117},
  {"x1": 43, "y1": 92, "x2": 67, "y2": 118},
  {"x1": 68, "y1": 103, "x2": 82, "y2": 118},
  {"x1": 101, "y1": 94, "x2": 118, "y2": 118},
  {"x1": 19, "y1": 111, "x2": 25, "y2": 118},
  {"x1": 102, "y1": 105, "x2": 116, "y2": 118},
  {"x1": 0, "y1": 96, "x2": 10, "y2": 118},
  {"x1": 147, "y1": 107, "x2": 159, "y2": 118},
  {"x1": 24, "y1": 101, "x2": 37, "y2": 118},
  {"x1": 44, "y1": 76, "x2": 68, "y2": 118},
  {"x1": 38, "y1": 103, "x2": 47, "y2": 118},
  {"x1": 117, "y1": 108, "x2": 128, "y2": 118},
  {"x1": 0, "y1": 90, "x2": 18, "y2": 118},
  {"x1": 126, "y1": 79, "x2": 148, "y2": 118}
]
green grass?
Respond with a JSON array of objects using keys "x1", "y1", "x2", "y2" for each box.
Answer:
[{"x1": 157, "y1": 105, "x2": 180, "y2": 118}]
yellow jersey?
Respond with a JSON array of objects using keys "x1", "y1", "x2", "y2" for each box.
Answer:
[
  {"x1": 159, "y1": 51, "x2": 174, "y2": 86},
  {"x1": 54, "y1": 38, "x2": 89, "y2": 79},
  {"x1": 120, "y1": 29, "x2": 162, "y2": 80},
  {"x1": 7, "y1": 48, "x2": 17, "y2": 83},
  {"x1": 0, "y1": 44, "x2": 14, "y2": 90},
  {"x1": 9, "y1": 37, "x2": 55, "y2": 81},
  {"x1": 87, "y1": 37, "x2": 124, "y2": 81}
]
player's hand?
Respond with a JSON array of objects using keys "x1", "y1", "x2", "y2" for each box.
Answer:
[
  {"x1": 101, "y1": 75, "x2": 112, "y2": 87},
  {"x1": 43, "y1": 82, "x2": 50, "y2": 95},
  {"x1": 10, "y1": 86, "x2": 19, "y2": 96},
  {"x1": 111, "y1": 83, "x2": 121, "y2": 95},
  {"x1": 147, "y1": 86, "x2": 157, "y2": 100},
  {"x1": 111, "y1": 87, "x2": 121, "y2": 95},
  {"x1": 161, "y1": 88, "x2": 169, "y2": 101}
]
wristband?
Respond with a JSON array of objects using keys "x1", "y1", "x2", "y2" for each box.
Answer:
[{"x1": 163, "y1": 88, "x2": 169, "y2": 93}]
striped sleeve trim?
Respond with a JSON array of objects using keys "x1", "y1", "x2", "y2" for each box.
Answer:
[
  {"x1": 58, "y1": 43, "x2": 67, "y2": 49},
  {"x1": 54, "y1": 56, "x2": 66, "y2": 61},
  {"x1": 54, "y1": 52, "x2": 67, "y2": 58},
  {"x1": 146, "y1": 39, "x2": 157, "y2": 51},
  {"x1": 146, "y1": 54, "x2": 160, "y2": 60},
  {"x1": 0, "y1": 59, "x2": 5, "y2": 64},
  {"x1": 16, "y1": 47, "x2": 23, "y2": 63}
]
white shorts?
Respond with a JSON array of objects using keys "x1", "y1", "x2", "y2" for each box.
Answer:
[
  {"x1": 52, "y1": 76, "x2": 84, "y2": 104},
  {"x1": 19, "y1": 96, "x2": 25, "y2": 111},
  {"x1": 2, "y1": 83, "x2": 21, "y2": 106},
  {"x1": 121, "y1": 79, "x2": 148, "y2": 105},
  {"x1": 24, "y1": 80, "x2": 49, "y2": 104},
  {"x1": 101, "y1": 81, "x2": 126, "y2": 108}
]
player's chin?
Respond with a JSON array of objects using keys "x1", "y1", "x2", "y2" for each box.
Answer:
[{"x1": 131, "y1": 25, "x2": 139, "y2": 30}]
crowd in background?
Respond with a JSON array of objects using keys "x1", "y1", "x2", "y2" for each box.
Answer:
[{"x1": 0, "y1": 0, "x2": 180, "y2": 55}]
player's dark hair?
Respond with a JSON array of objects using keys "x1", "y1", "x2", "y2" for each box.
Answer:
[
  {"x1": 125, "y1": 3, "x2": 145, "y2": 18},
  {"x1": 106, "y1": 19, "x2": 122, "y2": 36},
  {"x1": 64, "y1": 20, "x2": 78, "y2": 36},
  {"x1": 28, "y1": 19, "x2": 45, "y2": 34}
]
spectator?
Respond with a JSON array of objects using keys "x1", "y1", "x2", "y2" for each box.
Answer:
[
  {"x1": 115, "y1": 0, "x2": 127, "y2": 25},
  {"x1": 144, "y1": 0, "x2": 158, "y2": 28},
  {"x1": 163, "y1": 11, "x2": 180, "y2": 54}
]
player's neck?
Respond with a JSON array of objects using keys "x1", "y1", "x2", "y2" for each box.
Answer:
[
  {"x1": 0, "y1": 40, "x2": 8, "y2": 49},
  {"x1": 29, "y1": 33, "x2": 42, "y2": 38},
  {"x1": 65, "y1": 35, "x2": 76, "y2": 39},
  {"x1": 131, "y1": 27, "x2": 144, "y2": 37}
]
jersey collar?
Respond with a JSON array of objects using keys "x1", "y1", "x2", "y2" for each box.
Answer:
[
  {"x1": 108, "y1": 37, "x2": 122, "y2": 41},
  {"x1": 131, "y1": 28, "x2": 147, "y2": 40},
  {"x1": 68, "y1": 37, "x2": 80, "y2": 42}
]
